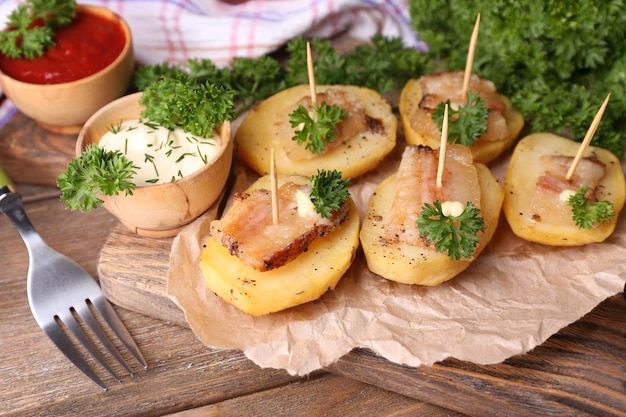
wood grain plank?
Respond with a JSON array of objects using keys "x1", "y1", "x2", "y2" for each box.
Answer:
[
  {"x1": 164, "y1": 373, "x2": 466, "y2": 417},
  {"x1": 0, "y1": 112, "x2": 76, "y2": 186}
]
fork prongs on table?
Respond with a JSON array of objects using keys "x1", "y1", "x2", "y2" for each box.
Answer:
[{"x1": 43, "y1": 296, "x2": 147, "y2": 391}]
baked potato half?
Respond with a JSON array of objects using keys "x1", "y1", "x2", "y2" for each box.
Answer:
[
  {"x1": 360, "y1": 160, "x2": 503, "y2": 286},
  {"x1": 235, "y1": 84, "x2": 397, "y2": 180},
  {"x1": 503, "y1": 133, "x2": 625, "y2": 246},
  {"x1": 199, "y1": 175, "x2": 361, "y2": 316},
  {"x1": 399, "y1": 73, "x2": 524, "y2": 165}
]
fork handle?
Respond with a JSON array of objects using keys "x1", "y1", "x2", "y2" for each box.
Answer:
[
  {"x1": 0, "y1": 160, "x2": 47, "y2": 261},
  {"x1": 0, "y1": 187, "x2": 45, "y2": 246},
  {"x1": 0, "y1": 160, "x2": 43, "y2": 244},
  {"x1": 0, "y1": 162, "x2": 10, "y2": 188}
]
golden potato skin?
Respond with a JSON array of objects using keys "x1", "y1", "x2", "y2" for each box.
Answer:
[
  {"x1": 199, "y1": 175, "x2": 361, "y2": 316},
  {"x1": 360, "y1": 163, "x2": 503, "y2": 286},
  {"x1": 399, "y1": 78, "x2": 524, "y2": 164},
  {"x1": 503, "y1": 133, "x2": 626, "y2": 246},
  {"x1": 235, "y1": 84, "x2": 397, "y2": 180}
]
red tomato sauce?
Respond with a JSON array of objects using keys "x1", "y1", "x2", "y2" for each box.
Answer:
[{"x1": 0, "y1": 9, "x2": 126, "y2": 84}]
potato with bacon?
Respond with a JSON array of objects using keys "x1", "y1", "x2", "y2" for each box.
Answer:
[
  {"x1": 399, "y1": 71, "x2": 524, "y2": 164},
  {"x1": 360, "y1": 144, "x2": 504, "y2": 285},
  {"x1": 235, "y1": 84, "x2": 397, "y2": 180},
  {"x1": 503, "y1": 133, "x2": 625, "y2": 246},
  {"x1": 200, "y1": 171, "x2": 360, "y2": 316}
]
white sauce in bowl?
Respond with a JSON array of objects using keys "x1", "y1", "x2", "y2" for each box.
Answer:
[{"x1": 99, "y1": 120, "x2": 222, "y2": 186}]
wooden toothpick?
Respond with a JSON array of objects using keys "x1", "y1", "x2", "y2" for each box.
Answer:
[
  {"x1": 306, "y1": 41, "x2": 318, "y2": 106},
  {"x1": 566, "y1": 93, "x2": 611, "y2": 180},
  {"x1": 436, "y1": 103, "x2": 450, "y2": 189},
  {"x1": 270, "y1": 148, "x2": 279, "y2": 224},
  {"x1": 461, "y1": 13, "x2": 481, "y2": 101}
]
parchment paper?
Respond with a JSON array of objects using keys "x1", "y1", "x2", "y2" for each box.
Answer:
[{"x1": 167, "y1": 138, "x2": 626, "y2": 376}]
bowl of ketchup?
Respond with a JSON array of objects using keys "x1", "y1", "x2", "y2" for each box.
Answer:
[{"x1": 0, "y1": 4, "x2": 134, "y2": 133}]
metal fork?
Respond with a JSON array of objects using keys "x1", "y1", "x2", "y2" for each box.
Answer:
[{"x1": 0, "y1": 164, "x2": 147, "y2": 390}]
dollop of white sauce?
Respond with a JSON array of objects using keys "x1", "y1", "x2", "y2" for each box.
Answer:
[
  {"x1": 99, "y1": 120, "x2": 222, "y2": 186},
  {"x1": 296, "y1": 188, "x2": 317, "y2": 217},
  {"x1": 559, "y1": 189, "x2": 577, "y2": 202},
  {"x1": 441, "y1": 200, "x2": 465, "y2": 217}
]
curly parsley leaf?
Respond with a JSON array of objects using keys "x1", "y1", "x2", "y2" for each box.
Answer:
[
  {"x1": 132, "y1": 62, "x2": 186, "y2": 91},
  {"x1": 0, "y1": 0, "x2": 76, "y2": 59},
  {"x1": 285, "y1": 37, "x2": 346, "y2": 87},
  {"x1": 567, "y1": 186, "x2": 615, "y2": 229},
  {"x1": 222, "y1": 56, "x2": 288, "y2": 116},
  {"x1": 139, "y1": 74, "x2": 234, "y2": 138},
  {"x1": 344, "y1": 34, "x2": 431, "y2": 94},
  {"x1": 309, "y1": 169, "x2": 351, "y2": 218},
  {"x1": 416, "y1": 200, "x2": 486, "y2": 260},
  {"x1": 433, "y1": 91, "x2": 489, "y2": 146},
  {"x1": 289, "y1": 101, "x2": 348, "y2": 155},
  {"x1": 57, "y1": 144, "x2": 136, "y2": 212},
  {"x1": 285, "y1": 35, "x2": 430, "y2": 94}
]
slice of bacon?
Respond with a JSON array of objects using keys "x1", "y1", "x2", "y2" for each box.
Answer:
[
  {"x1": 385, "y1": 144, "x2": 480, "y2": 246},
  {"x1": 412, "y1": 71, "x2": 509, "y2": 143},
  {"x1": 210, "y1": 181, "x2": 350, "y2": 271},
  {"x1": 277, "y1": 88, "x2": 383, "y2": 161},
  {"x1": 530, "y1": 154, "x2": 606, "y2": 223}
]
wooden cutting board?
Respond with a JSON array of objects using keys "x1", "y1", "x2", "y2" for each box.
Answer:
[{"x1": 98, "y1": 224, "x2": 187, "y2": 325}]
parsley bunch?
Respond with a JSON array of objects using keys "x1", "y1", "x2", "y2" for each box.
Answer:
[
  {"x1": 0, "y1": 0, "x2": 76, "y2": 59},
  {"x1": 433, "y1": 91, "x2": 489, "y2": 146},
  {"x1": 139, "y1": 75, "x2": 235, "y2": 138},
  {"x1": 289, "y1": 102, "x2": 348, "y2": 155},
  {"x1": 309, "y1": 169, "x2": 351, "y2": 218},
  {"x1": 409, "y1": 0, "x2": 626, "y2": 158},
  {"x1": 416, "y1": 201, "x2": 486, "y2": 260},
  {"x1": 57, "y1": 144, "x2": 136, "y2": 212},
  {"x1": 132, "y1": 34, "x2": 430, "y2": 117},
  {"x1": 567, "y1": 186, "x2": 615, "y2": 229},
  {"x1": 285, "y1": 35, "x2": 430, "y2": 95}
]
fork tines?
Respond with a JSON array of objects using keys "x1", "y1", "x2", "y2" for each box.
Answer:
[{"x1": 46, "y1": 297, "x2": 147, "y2": 391}]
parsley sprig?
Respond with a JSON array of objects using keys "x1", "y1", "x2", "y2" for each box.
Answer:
[
  {"x1": 139, "y1": 74, "x2": 234, "y2": 138},
  {"x1": 566, "y1": 186, "x2": 615, "y2": 229},
  {"x1": 433, "y1": 91, "x2": 489, "y2": 147},
  {"x1": 57, "y1": 144, "x2": 136, "y2": 212},
  {"x1": 416, "y1": 200, "x2": 486, "y2": 260},
  {"x1": 289, "y1": 102, "x2": 348, "y2": 155},
  {"x1": 0, "y1": 0, "x2": 76, "y2": 59},
  {"x1": 309, "y1": 169, "x2": 351, "y2": 218}
]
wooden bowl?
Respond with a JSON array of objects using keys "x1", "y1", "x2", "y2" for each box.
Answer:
[
  {"x1": 0, "y1": 5, "x2": 134, "y2": 133},
  {"x1": 76, "y1": 92, "x2": 234, "y2": 237}
]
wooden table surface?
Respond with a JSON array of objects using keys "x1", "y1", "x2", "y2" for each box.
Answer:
[{"x1": 2, "y1": 113, "x2": 626, "y2": 417}]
